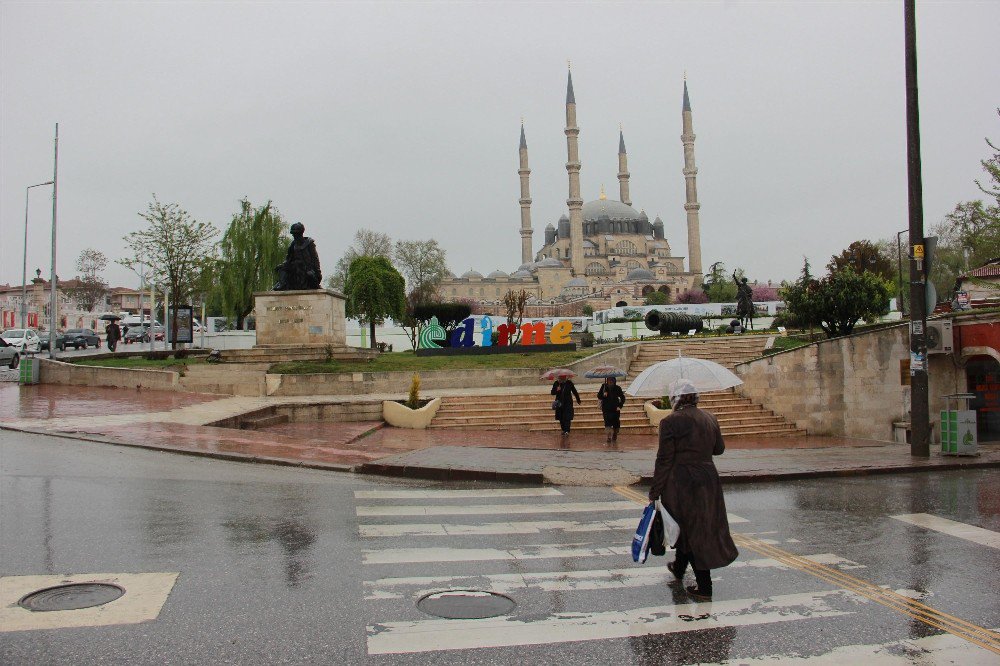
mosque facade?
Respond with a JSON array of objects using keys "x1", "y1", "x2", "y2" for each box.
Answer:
[{"x1": 438, "y1": 72, "x2": 704, "y2": 315}]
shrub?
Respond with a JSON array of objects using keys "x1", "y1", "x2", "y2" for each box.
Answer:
[
  {"x1": 406, "y1": 373, "x2": 421, "y2": 409},
  {"x1": 412, "y1": 302, "x2": 472, "y2": 327},
  {"x1": 580, "y1": 331, "x2": 595, "y2": 348}
]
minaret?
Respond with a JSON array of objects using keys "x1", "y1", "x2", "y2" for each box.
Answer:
[
  {"x1": 681, "y1": 78, "x2": 703, "y2": 280},
  {"x1": 565, "y1": 67, "x2": 585, "y2": 275},
  {"x1": 518, "y1": 122, "x2": 533, "y2": 265},
  {"x1": 617, "y1": 126, "x2": 631, "y2": 206}
]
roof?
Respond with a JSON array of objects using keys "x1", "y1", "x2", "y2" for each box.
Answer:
[
  {"x1": 461, "y1": 269, "x2": 483, "y2": 279},
  {"x1": 582, "y1": 198, "x2": 642, "y2": 222},
  {"x1": 618, "y1": 130, "x2": 626, "y2": 154},
  {"x1": 959, "y1": 260, "x2": 1000, "y2": 280},
  {"x1": 486, "y1": 270, "x2": 508, "y2": 279},
  {"x1": 626, "y1": 267, "x2": 655, "y2": 281},
  {"x1": 519, "y1": 124, "x2": 527, "y2": 150},
  {"x1": 683, "y1": 79, "x2": 691, "y2": 112},
  {"x1": 566, "y1": 277, "x2": 588, "y2": 287},
  {"x1": 566, "y1": 70, "x2": 576, "y2": 105}
]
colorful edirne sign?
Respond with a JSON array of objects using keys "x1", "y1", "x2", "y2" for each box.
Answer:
[{"x1": 417, "y1": 315, "x2": 574, "y2": 349}]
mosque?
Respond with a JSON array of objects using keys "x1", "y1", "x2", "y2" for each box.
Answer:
[{"x1": 438, "y1": 71, "x2": 705, "y2": 315}]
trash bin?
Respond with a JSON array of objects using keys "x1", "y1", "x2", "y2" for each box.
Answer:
[
  {"x1": 18, "y1": 354, "x2": 40, "y2": 385},
  {"x1": 941, "y1": 393, "x2": 978, "y2": 456}
]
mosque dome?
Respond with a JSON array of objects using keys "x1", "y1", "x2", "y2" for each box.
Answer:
[
  {"x1": 486, "y1": 270, "x2": 508, "y2": 279},
  {"x1": 582, "y1": 198, "x2": 642, "y2": 222},
  {"x1": 626, "y1": 267, "x2": 655, "y2": 281},
  {"x1": 461, "y1": 269, "x2": 484, "y2": 279},
  {"x1": 535, "y1": 257, "x2": 563, "y2": 268},
  {"x1": 511, "y1": 269, "x2": 532, "y2": 278}
]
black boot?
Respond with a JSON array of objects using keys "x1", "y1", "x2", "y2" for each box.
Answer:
[{"x1": 687, "y1": 569, "x2": 712, "y2": 600}]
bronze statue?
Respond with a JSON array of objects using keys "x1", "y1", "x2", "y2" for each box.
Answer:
[
  {"x1": 733, "y1": 271, "x2": 754, "y2": 331},
  {"x1": 274, "y1": 222, "x2": 322, "y2": 290}
]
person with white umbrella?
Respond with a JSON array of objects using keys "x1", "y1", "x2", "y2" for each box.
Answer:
[{"x1": 647, "y1": 378, "x2": 739, "y2": 601}]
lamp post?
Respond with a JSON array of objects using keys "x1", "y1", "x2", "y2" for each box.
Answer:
[
  {"x1": 48, "y1": 123, "x2": 59, "y2": 359},
  {"x1": 22, "y1": 181, "x2": 54, "y2": 328}
]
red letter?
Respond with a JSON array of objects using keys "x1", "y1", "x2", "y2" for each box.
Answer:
[{"x1": 520, "y1": 321, "x2": 547, "y2": 345}]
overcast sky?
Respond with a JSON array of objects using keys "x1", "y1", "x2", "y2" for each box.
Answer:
[{"x1": 2, "y1": 1, "x2": 998, "y2": 291}]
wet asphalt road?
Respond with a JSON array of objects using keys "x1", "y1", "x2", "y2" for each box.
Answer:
[{"x1": 1, "y1": 429, "x2": 998, "y2": 665}]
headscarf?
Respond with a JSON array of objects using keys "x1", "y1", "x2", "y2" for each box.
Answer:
[{"x1": 668, "y1": 378, "x2": 699, "y2": 409}]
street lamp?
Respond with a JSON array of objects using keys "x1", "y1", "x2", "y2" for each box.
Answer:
[{"x1": 21, "y1": 181, "x2": 54, "y2": 328}]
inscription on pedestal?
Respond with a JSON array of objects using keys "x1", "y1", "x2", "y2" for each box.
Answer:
[{"x1": 254, "y1": 289, "x2": 347, "y2": 347}]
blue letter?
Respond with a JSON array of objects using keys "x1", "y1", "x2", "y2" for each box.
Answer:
[
  {"x1": 450, "y1": 317, "x2": 476, "y2": 348},
  {"x1": 480, "y1": 315, "x2": 494, "y2": 347}
]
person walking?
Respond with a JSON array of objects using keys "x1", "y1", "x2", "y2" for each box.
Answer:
[
  {"x1": 550, "y1": 376, "x2": 581, "y2": 437},
  {"x1": 597, "y1": 377, "x2": 626, "y2": 443},
  {"x1": 105, "y1": 320, "x2": 122, "y2": 352},
  {"x1": 648, "y1": 378, "x2": 738, "y2": 601}
]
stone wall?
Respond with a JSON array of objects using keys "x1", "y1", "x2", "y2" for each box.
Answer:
[
  {"x1": 734, "y1": 323, "x2": 965, "y2": 440},
  {"x1": 39, "y1": 358, "x2": 180, "y2": 391},
  {"x1": 254, "y1": 289, "x2": 347, "y2": 347},
  {"x1": 266, "y1": 367, "x2": 549, "y2": 397}
]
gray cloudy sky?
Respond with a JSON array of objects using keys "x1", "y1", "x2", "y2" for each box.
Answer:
[{"x1": 2, "y1": 1, "x2": 998, "y2": 291}]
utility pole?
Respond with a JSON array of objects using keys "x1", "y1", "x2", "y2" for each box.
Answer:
[
  {"x1": 48, "y1": 124, "x2": 59, "y2": 359},
  {"x1": 904, "y1": 1, "x2": 929, "y2": 456}
]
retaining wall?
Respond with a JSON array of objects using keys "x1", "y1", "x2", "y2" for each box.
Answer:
[{"x1": 39, "y1": 358, "x2": 180, "y2": 391}]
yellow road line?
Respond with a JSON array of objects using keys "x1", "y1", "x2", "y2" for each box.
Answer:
[{"x1": 611, "y1": 485, "x2": 1000, "y2": 655}]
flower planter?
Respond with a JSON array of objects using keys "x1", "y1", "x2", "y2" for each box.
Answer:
[
  {"x1": 382, "y1": 397, "x2": 441, "y2": 429},
  {"x1": 644, "y1": 400, "x2": 672, "y2": 427}
]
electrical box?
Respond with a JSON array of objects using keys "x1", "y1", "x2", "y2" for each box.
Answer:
[{"x1": 926, "y1": 320, "x2": 953, "y2": 355}]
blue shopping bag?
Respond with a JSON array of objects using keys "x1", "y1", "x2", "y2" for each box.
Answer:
[{"x1": 631, "y1": 503, "x2": 656, "y2": 563}]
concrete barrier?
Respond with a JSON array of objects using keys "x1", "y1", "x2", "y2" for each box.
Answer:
[
  {"x1": 266, "y1": 367, "x2": 547, "y2": 397},
  {"x1": 39, "y1": 358, "x2": 180, "y2": 391}
]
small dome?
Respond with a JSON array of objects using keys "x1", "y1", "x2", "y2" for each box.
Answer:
[
  {"x1": 486, "y1": 269, "x2": 508, "y2": 279},
  {"x1": 511, "y1": 269, "x2": 532, "y2": 278},
  {"x1": 461, "y1": 269, "x2": 483, "y2": 279},
  {"x1": 639, "y1": 210, "x2": 648, "y2": 219},
  {"x1": 545, "y1": 223, "x2": 555, "y2": 229},
  {"x1": 535, "y1": 258, "x2": 563, "y2": 268},
  {"x1": 566, "y1": 277, "x2": 588, "y2": 287},
  {"x1": 558, "y1": 213, "x2": 569, "y2": 221},
  {"x1": 653, "y1": 216, "x2": 664, "y2": 226},
  {"x1": 626, "y1": 268, "x2": 655, "y2": 281}
]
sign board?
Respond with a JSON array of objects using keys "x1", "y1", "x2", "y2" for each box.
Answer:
[
  {"x1": 955, "y1": 291, "x2": 971, "y2": 310},
  {"x1": 167, "y1": 305, "x2": 194, "y2": 344},
  {"x1": 899, "y1": 359, "x2": 911, "y2": 386},
  {"x1": 913, "y1": 244, "x2": 924, "y2": 259},
  {"x1": 909, "y1": 351, "x2": 925, "y2": 374},
  {"x1": 911, "y1": 321, "x2": 923, "y2": 336},
  {"x1": 940, "y1": 410, "x2": 977, "y2": 455}
]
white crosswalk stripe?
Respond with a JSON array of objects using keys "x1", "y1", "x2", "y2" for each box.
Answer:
[
  {"x1": 355, "y1": 500, "x2": 639, "y2": 516},
  {"x1": 890, "y1": 513, "x2": 1000, "y2": 550},
  {"x1": 354, "y1": 488, "x2": 564, "y2": 499}
]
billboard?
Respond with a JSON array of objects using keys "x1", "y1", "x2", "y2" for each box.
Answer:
[{"x1": 167, "y1": 305, "x2": 194, "y2": 343}]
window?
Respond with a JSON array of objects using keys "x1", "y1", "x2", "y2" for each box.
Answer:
[
  {"x1": 585, "y1": 262, "x2": 607, "y2": 276},
  {"x1": 616, "y1": 240, "x2": 637, "y2": 255}
]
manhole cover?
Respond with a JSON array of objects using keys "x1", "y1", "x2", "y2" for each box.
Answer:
[
  {"x1": 416, "y1": 589, "x2": 516, "y2": 619},
  {"x1": 18, "y1": 583, "x2": 125, "y2": 612}
]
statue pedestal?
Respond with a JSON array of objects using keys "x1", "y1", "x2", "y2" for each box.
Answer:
[
  {"x1": 219, "y1": 289, "x2": 377, "y2": 363},
  {"x1": 255, "y1": 289, "x2": 347, "y2": 346}
]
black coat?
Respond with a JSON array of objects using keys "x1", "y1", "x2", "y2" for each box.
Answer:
[
  {"x1": 551, "y1": 380, "x2": 580, "y2": 421},
  {"x1": 648, "y1": 405, "x2": 738, "y2": 570},
  {"x1": 597, "y1": 383, "x2": 625, "y2": 428}
]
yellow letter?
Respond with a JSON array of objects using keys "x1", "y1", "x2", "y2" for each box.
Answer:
[{"x1": 550, "y1": 320, "x2": 572, "y2": 344}]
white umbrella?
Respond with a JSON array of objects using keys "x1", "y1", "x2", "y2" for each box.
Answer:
[{"x1": 625, "y1": 357, "x2": 743, "y2": 397}]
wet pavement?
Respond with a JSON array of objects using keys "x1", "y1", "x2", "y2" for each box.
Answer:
[
  {"x1": 2, "y1": 430, "x2": 997, "y2": 664},
  {"x1": 0, "y1": 384, "x2": 221, "y2": 420}
]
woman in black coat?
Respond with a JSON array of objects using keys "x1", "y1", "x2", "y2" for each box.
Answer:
[
  {"x1": 648, "y1": 378, "x2": 738, "y2": 601},
  {"x1": 597, "y1": 377, "x2": 626, "y2": 443},
  {"x1": 550, "y1": 377, "x2": 581, "y2": 436}
]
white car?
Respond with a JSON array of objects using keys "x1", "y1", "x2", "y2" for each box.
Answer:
[{"x1": 1, "y1": 328, "x2": 41, "y2": 353}]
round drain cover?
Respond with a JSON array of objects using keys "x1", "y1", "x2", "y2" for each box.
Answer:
[
  {"x1": 18, "y1": 583, "x2": 125, "y2": 612},
  {"x1": 416, "y1": 589, "x2": 515, "y2": 619}
]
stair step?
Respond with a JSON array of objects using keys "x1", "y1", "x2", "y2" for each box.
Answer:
[{"x1": 240, "y1": 413, "x2": 289, "y2": 429}]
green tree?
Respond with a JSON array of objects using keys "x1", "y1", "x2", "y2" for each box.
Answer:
[
  {"x1": 328, "y1": 229, "x2": 394, "y2": 291},
  {"x1": 213, "y1": 199, "x2": 287, "y2": 329},
  {"x1": 344, "y1": 255, "x2": 405, "y2": 348},
  {"x1": 581, "y1": 304, "x2": 594, "y2": 316},
  {"x1": 782, "y1": 266, "x2": 892, "y2": 338},
  {"x1": 394, "y1": 239, "x2": 448, "y2": 304},
  {"x1": 119, "y1": 196, "x2": 218, "y2": 348},
  {"x1": 644, "y1": 290, "x2": 669, "y2": 305},
  {"x1": 703, "y1": 262, "x2": 739, "y2": 302},
  {"x1": 827, "y1": 240, "x2": 894, "y2": 281}
]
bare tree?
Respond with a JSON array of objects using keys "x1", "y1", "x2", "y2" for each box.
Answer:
[
  {"x1": 327, "y1": 229, "x2": 393, "y2": 291},
  {"x1": 64, "y1": 248, "x2": 109, "y2": 311},
  {"x1": 119, "y1": 196, "x2": 218, "y2": 348},
  {"x1": 501, "y1": 289, "x2": 528, "y2": 344},
  {"x1": 394, "y1": 239, "x2": 448, "y2": 303}
]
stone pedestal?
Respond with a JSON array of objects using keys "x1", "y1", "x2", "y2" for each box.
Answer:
[{"x1": 255, "y1": 289, "x2": 347, "y2": 347}]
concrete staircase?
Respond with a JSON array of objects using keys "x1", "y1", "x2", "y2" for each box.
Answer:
[
  {"x1": 178, "y1": 363, "x2": 269, "y2": 396},
  {"x1": 628, "y1": 336, "x2": 772, "y2": 375}
]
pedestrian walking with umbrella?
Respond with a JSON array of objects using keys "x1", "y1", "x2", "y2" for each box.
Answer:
[
  {"x1": 100, "y1": 314, "x2": 123, "y2": 352},
  {"x1": 542, "y1": 368, "x2": 581, "y2": 437},
  {"x1": 626, "y1": 360, "x2": 741, "y2": 601},
  {"x1": 586, "y1": 366, "x2": 627, "y2": 443}
]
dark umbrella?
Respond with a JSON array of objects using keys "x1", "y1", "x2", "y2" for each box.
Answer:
[
  {"x1": 99, "y1": 313, "x2": 122, "y2": 321},
  {"x1": 584, "y1": 365, "x2": 627, "y2": 379}
]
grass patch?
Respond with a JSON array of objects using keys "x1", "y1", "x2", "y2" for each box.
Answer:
[
  {"x1": 74, "y1": 357, "x2": 206, "y2": 370},
  {"x1": 764, "y1": 336, "x2": 812, "y2": 355},
  {"x1": 270, "y1": 349, "x2": 597, "y2": 375}
]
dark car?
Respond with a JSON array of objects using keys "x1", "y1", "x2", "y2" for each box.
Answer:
[
  {"x1": 124, "y1": 323, "x2": 163, "y2": 343},
  {"x1": 38, "y1": 331, "x2": 66, "y2": 351},
  {"x1": 62, "y1": 328, "x2": 101, "y2": 350}
]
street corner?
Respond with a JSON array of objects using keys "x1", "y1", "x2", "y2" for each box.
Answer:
[
  {"x1": 542, "y1": 464, "x2": 640, "y2": 486},
  {"x1": 0, "y1": 572, "x2": 179, "y2": 632}
]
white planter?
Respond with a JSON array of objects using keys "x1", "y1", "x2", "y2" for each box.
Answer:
[
  {"x1": 644, "y1": 400, "x2": 672, "y2": 427},
  {"x1": 382, "y1": 397, "x2": 442, "y2": 429}
]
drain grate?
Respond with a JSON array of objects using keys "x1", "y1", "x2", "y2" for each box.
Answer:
[
  {"x1": 416, "y1": 589, "x2": 516, "y2": 619},
  {"x1": 18, "y1": 583, "x2": 125, "y2": 612}
]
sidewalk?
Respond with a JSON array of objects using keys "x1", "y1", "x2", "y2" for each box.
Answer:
[{"x1": 2, "y1": 384, "x2": 997, "y2": 484}]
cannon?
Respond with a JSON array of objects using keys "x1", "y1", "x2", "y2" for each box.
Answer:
[{"x1": 644, "y1": 310, "x2": 704, "y2": 335}]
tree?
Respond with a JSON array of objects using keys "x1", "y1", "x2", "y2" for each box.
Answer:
[
  {"x1": 975, "y1": 108, "x2": 1000, "y2": 207},
  {"x1": 581, "y1": 304, "x2": 594, "y2": 316},
  {"x1": 213, "y1": 199, "x2": 287, "y2": 329},
  {"x1": 343, "y1": 255, "x2": 405, "y2": 348},
  {"x1": 501, "y1": 289, "x2": 528, "y2": 344},
  {"x1": 394, "y1": 239, "x2": 448, "y2": 303},
  {"x1": 65, "y1": 249, "x2": 109, "y2": 311},
  {"x1": 782, "y1": 266, "x2": 892, "y2": 338},
  {"x1": 826, "y1": 240, "x2": 894, "y2": 282},
  {"x1": 751, "y1": 284, "x2": 779, "y2": 302},
  {"x1": 328, "y1": 229, "x2": 394, "y2": 291},
  {"x1": 676, "y1": 288, "x2": 708, "y2": 304},
  {"x1": 644, "y1": 290, "x2": 669, "y2": 305},
  {"x1": 119, "y1": 196, "x2": 218, "y2": 348},
  {"x1": 703, "y1": 261, "x2": 738, "y2": 302}
]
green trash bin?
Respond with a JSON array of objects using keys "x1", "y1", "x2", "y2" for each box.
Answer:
[
  {"x1": 940, "y1": 393, "x2": 978, "y2": 456},
  {"x1": 18, "y1": 354, "x2": 40, "y2": 385}
]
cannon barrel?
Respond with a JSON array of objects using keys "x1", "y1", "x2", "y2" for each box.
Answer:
[{"x1": 644, "y1": 310, "x2": 704, "y2": 334}]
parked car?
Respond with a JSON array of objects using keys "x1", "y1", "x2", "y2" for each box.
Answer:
[
  {"x1": 1, "y1": 328, "x2": 41, "y2": 353},
  {"x1": 0, "y1": 337, "x2": 19, "y2": 369},
  {"x1": 62, "y1": 328, "x2": 101, "y2": 350},
  {"x1": 124, "y1": 323, "x2": 164, "y2": 343},
  {"x1": 38, "y1": 331, "x2": 66, "y2": 351}
]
